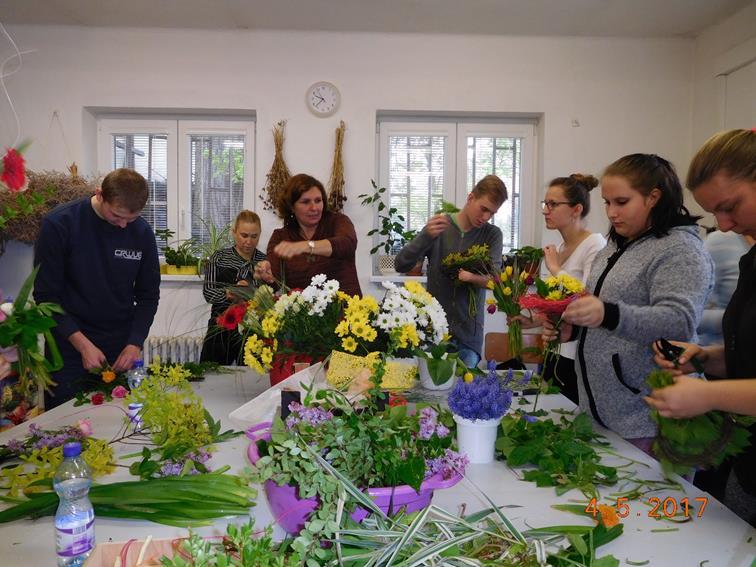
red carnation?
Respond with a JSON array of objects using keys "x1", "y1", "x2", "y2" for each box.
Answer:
[
  {"x1": 91, "y1": 392, "x2": 105, "y2": 405},
  {"x1": 1, "y1": 148, "x2": 26, "y2": 192},
  {"x1": 216, "y1": 303, "x2": 247, "y2": 331}
]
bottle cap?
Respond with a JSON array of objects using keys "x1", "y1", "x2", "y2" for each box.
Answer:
[
  {"x1": 132, "y1": 360, "x2": 144, "y2": 369},
  {"x1": 62, "y1": 441, "x2": 82, "y2": 458}
]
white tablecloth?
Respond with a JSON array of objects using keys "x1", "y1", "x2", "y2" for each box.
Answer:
[{"x1": 0, "y1": 367, "x2": 754, "y2": 566}]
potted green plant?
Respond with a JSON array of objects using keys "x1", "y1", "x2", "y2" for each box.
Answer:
[
  {"x1": 414, "y1": 341, "x2": 458, "y2": 390},
  {"x1": 190, "y1": 218, "x2": 232, "y2": 275},
  {"x1": 504, "y1": 245, "x2": 544, "y2": 279},
  {"x1": 155, "y1": 229, "x2": 200, "y2": 276},
  {"x1": 359, "y1": 180, "x2": 418, "y2": 275}
]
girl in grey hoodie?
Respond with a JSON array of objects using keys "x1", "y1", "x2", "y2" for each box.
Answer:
[{"x1": 545, "y1": 154, "x2": 714, "y2": 448}]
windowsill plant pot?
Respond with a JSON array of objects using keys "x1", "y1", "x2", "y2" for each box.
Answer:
[
  {"x1": 453, "y1": 414, "x2": 501, "y2": 464},
  {"x1": 246, "y1": 422, "x2": 463, "y2": 535},
  {"x1": 165, "y1": 264, "x2": 198, "y2": 276},
  {"x1": 378, "y1": 254, "x2": 397, "y2": 275}
]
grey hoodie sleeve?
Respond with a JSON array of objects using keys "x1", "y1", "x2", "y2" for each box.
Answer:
[
  {"x1": 395, "y1": 229, "x2": 436, "y2": 273},
  {"x1": 613, "y1": 240, "x2": 714, "y2": 343}
]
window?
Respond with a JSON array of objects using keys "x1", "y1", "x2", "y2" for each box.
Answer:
[
  {"x1": 378, "y1": 120, "x2": 536, "y2": 255},
  {"x1": 98, "y1": 118, "x2": 255, "y2": 248}
]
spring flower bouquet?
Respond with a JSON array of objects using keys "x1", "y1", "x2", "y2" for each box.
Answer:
[
  {"x1": 225, "y1": 274, "x2": 449, "y2": 388},
  {"x1": 448, "y1": 361, "x2": 514, "y2": 463},
  {"x1": 486, "y1": 263, "x2": 533, "y2": 359},
  {"x1": 519, "y1": 273, "x2": 585, "y2": 364},
  {"x1": 328, "y1": 280, "x2": 449, "y2": 389},
  {"x1": 441, "y1": 243, "x2": 492, "y2": 317},
  {"x1": 0, "y1": 420, "x2": 115, "y2": 497},
  {"x1": 236, "y1": 276, "x2": 349, "y2": 381},
  {"x1": 0, "y1": 267, "x2": 63, "y2": 401},
  {"x1": 372, "y1": 280, "x2": 449, "y2": 354}
]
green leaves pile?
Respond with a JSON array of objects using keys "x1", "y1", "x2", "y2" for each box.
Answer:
[
  {"x1": 0, "y1": 267, "x2": 63, "y2": 393},
  {"x1": 646, "y1": 369, "x2": 753, "y2": 477},
  {"x1": 0, "y1": 472, "x2": 256, "y2": 527},
  {"x1": 160, "y1": 519, "x2": 300, "y2": 566},
  {"x1": 496, "y1": 413, "x2": 618, "y2": 497}
]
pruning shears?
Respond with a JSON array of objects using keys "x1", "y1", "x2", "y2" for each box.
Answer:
[{"x1": 654, "y1": 337, "x2": 705, "y2": 374}]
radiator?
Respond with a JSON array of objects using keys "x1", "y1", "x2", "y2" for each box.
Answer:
[{"x1": 143, "y1": 335, "x2": 204, "y2": 365}]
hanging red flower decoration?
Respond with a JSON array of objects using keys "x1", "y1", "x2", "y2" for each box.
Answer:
[
  {"x1": 1, "y1": 148, "x2": 26, "y2": 192},
  {"x1": 216, "y1": 303, "x2": 247, "y2": 331}
]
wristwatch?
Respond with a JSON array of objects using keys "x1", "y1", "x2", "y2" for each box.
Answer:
[{"x1": 307, "y1": 240, "x2": 316, "y2": 253}]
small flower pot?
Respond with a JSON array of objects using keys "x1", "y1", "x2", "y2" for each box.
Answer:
[
  {"x1": 453, "y1": 414, "x2": 501, "y2": 464},
  {"x1": 418, "y1": 357, "x2": 456, "y2": 390},
  {"x1": 378, "y1": 254, "x2": 397, "y2": 275}
]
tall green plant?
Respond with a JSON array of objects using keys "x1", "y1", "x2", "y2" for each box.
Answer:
[{"x1": 358, "y1": 180, "x2": 417, "y2": 255}]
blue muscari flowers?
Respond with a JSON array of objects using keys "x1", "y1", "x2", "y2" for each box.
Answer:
[{"x1": 448, "y1": 362, "x2": 513, "y2": 421}]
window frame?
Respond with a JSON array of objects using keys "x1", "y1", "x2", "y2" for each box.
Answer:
[
  {"x1": 97, "y1": 117, "x2": 255, "y2": 243},
  {"x1": 377, "y1": 118, "x2": 537, "y2": 262},
  {"x1": 178, "y1": 120, "x2": 255, "y2": 241}
]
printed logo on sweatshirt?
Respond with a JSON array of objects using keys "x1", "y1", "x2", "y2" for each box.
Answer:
[{"x1": 114, "y1": 249, "x2": 143, "y2": 261}]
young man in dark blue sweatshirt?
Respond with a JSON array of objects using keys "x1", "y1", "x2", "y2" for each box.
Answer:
[{"x1": 34, "y1": 168, "x2": 160, "y2": 408}]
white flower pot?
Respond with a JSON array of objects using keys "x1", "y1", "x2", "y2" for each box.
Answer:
[
  {"x1": 378, "y1": 255, "x2": 397, "y2": 275},
  {"x1": 418, "y1": 357, "x2": 456, "y2": 390},
  {"x1": 453, "y1": 414, "x2": 501, "y2": 464}
]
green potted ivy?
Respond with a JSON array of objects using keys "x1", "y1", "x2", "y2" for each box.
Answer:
[{"x1": 359, "y1": 180, "x2": 418, "y2": 275}]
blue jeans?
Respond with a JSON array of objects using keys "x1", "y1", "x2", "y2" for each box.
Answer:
[{"x1": 450, "y1": 341, "x2": 481, "y2": 370}]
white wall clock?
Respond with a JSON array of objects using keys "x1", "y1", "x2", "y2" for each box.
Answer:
[{"x1": 306, "y1": 81, "x2": 341, "y2": 117}]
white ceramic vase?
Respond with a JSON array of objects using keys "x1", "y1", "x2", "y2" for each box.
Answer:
[
  {"x1": 453, "y1": 414, "x2": 501, "y2": 464},
  {"x1": 417, "y1": 357, "x2": 456, "y2": 390}
]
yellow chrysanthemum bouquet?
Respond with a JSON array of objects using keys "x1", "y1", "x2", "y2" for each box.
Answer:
[
  {"x1": 328, "y1": 280, "x2": 449, "y2": 389},
  {"x1": 237, "y1": 275, "x2": 449, "y2": 388},
  {"x1": 240, "y1": 275, "x2": 351, "y2": 384},
  {"x1": 520, "y1": 273, "x2": 585, "y2": 369}
]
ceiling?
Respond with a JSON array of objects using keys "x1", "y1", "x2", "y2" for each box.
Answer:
[{"x1": 0, "y1": 0, "x2": 752, "y2": 38}]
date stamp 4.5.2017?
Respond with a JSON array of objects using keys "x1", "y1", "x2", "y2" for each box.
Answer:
[{"x1": 585, "y1": 496, "x2": 709, "y2": 520}]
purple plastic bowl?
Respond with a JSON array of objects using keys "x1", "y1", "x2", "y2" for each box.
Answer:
[{"x1": 246, "y1": 421, "x2": 462, "y2": 535}]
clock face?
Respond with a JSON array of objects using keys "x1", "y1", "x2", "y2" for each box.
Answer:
[{"x1": 306, "y1": 81, "x2": 340, "y2": 117}]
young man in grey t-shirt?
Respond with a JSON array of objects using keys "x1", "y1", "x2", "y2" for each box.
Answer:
[{"x1": 396, "y1": 175, "x2": 507, "y2": 367}]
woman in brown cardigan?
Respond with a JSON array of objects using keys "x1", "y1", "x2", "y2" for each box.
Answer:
[{"x1": 255, "y1": 173, "x2": 362, "y2": 296}]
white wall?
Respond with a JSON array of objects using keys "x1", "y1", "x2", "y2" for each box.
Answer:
[
  {"x1": 0, "y1": 24, "x2": 696, "y2": 336},
  {"x1": 688, "y1": 0, "x2": 756, "y2": 222}
]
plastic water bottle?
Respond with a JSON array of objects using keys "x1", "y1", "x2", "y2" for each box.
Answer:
[
  {"x1": 127, "y1": 359, "x2": 147, "y2": 391},
  {"x1": 54, "y1": 442, "x2": 95, "y2": 567}
]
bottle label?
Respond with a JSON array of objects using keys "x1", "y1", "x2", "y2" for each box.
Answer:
[{"x1": 55, "y1": 518, "x2": 94, "y2": 558}]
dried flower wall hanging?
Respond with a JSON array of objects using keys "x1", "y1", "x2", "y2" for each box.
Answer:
[
  {"x1": 260, "y1": 120, "x2": 291, "y2": 214},
  {"x1": 326, "y1": 120, "x2": 346, "y2": 212}
]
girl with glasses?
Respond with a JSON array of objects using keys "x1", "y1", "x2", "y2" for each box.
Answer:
[{"x1": 537, "y1": 174, "x2": 606, "y2": 403}]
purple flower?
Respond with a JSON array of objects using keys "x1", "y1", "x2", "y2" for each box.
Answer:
[
  {"x1": 425, "y1": 449, "x2": 469, "y2": 479},
  {"x1": 285, "y1": 402, "x2": 333, "y2": 430},
  {"x1": 435, "y1": 424, "x2": 450, "y2": 438},
  {"x1": 487, "y1": 303, "x2": 496, "y2": 314},
  {"x1": 6, "y1": 438, "x2": 23, "y2": 453},
  {"x1": 448, "y1": 369, "x2": 513, "y2": 421},
  {"x1": 418, "y1": 407, "x2": 438, "y2": 440},
  {"x1": 522, "y1": 413, "x2": 538, "y2": 423}
]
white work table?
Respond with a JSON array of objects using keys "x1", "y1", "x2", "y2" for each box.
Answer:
[{"x1": 0, "y1": 368, "x2": 754, "y2": 566}]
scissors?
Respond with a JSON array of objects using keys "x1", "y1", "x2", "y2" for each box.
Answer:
[{"x1": 654, "y1": 337, "x2": 705, "y2": 374}]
